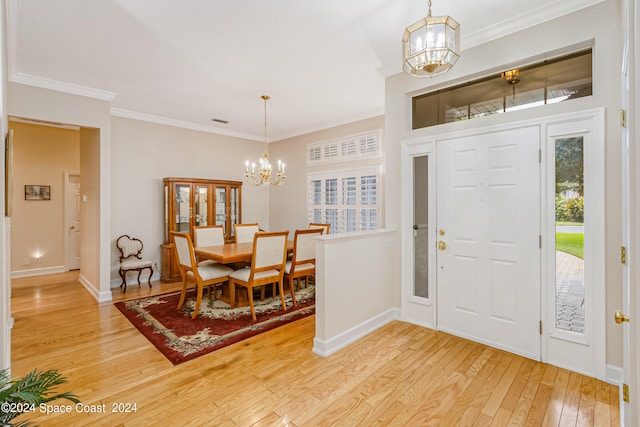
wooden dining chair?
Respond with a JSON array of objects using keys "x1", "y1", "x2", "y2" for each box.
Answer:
[
  {"x1": 193, "y1": 225, "x2": 228, "y2": 296},
  {"x1": 228, "y1": 231, "x2": 289, "y2": 321},
  {"x1": 193, "y1": 225, "x2": 225, "y2": 264},
  {"x1": 284, "y1": 228, "x2": 323, "y2": 306},
  {"x1": 308, "y1": 222, "x2": 330, "y2": 235},
  {"x1": 171, "y1": 231, "x2": 234, "y2": 319},
  {"x1": 193, "y1": 225, "x2": 226, "y2": 247},
  {"x1": 234, "y1": 223, "x2": 260, "y2": 243}
]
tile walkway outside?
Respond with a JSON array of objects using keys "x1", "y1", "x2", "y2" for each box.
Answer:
[{"x1": 555, "y1": 250, "x2": 585, "y2": 333}]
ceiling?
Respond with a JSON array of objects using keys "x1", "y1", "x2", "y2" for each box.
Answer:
[{"x1": 6, "y1": 0, "x2": 603, "y2": 141}]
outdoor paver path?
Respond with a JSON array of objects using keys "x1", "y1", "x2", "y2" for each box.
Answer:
[{"x1": 555, "y1": 250, "x2": 585, "y2": 333}]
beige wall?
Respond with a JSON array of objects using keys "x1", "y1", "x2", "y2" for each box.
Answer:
[
  {"x1": 269, "y1": 115, "x2": 385, "y2": 237},
  {"x1": 79, "y1": 127, "x2": 101, "y2": 290},
  {"x1": 8, "y1": 120, "x2": 79, "y2": 273},
  {"x1": 386, "y1": 0, "x2": 623, "y2": 368},
  {"x1": 110, "y1": 117, "x2": 267, "y2": 284}
]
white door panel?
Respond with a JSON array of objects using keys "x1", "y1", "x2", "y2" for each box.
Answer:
[{"x1": 437, "y1": 127, "x2": 541, "y2": 359}]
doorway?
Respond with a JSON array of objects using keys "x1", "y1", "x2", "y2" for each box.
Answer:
[
  {"x1": 402, "y1": 109, "x2": 606, "y2": 378},
  {"x1": 7, "y1": 120, "x2": 81, "y2": 278}
]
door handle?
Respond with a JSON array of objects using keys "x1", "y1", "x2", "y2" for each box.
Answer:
[
  {"x1": 438, "y1": 240, "x2": 446, "y2": 250},
  {"x1": 615, "y1": 310, "x2": 630, "y2": 324},
  {"x1": 70, "y1": 225, "x2": 75, "y2": 230}
]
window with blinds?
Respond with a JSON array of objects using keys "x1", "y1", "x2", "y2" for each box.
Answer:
[
  {"x1": 307, "y1": 168, "x2": 379, "y2": 234},
  {"x1": 307, "y1": 130, "x2": 380, "y2": 165}
]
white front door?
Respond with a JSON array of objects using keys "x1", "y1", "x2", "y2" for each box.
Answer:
[
  {"x1": 436, "y1": 127, "x2": 541, "y2": 359},
  {"x1": 65, "y1": 173, "x2": 81, "y2": 270}
]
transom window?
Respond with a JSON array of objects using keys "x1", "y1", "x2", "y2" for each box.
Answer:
[
  {"x1": 307, "y1": 131, "x2": 380, "y2": 165},
  {"x1": 412, "y1": 49, "x2": 593, "y2": 129}
]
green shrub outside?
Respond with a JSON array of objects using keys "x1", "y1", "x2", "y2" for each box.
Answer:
[{"x1": 555, "y1": 196, "x2": 584, "y2": 223}]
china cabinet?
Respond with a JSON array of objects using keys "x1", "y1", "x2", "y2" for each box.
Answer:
[{"x1": 161, "y1": 177, "x2": 242, "y2": 282}]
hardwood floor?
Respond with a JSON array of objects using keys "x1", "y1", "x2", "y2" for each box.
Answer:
[{"x1": 10, "y1": 272, "x2": 619, "y2": 426}]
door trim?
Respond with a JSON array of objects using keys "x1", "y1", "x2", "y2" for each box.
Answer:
[
  {"x1": 401, "y1": 140, "x2": 437, "y2": 328},
  {"x1": 542, "y1": 110, "x2": 606, "y2": 380},
  {"x1": 400, "y1": 108, "x2": 607, "y2": 378},
  {"x1": 64, "y1": 171, "x2": 80, "y2": 271}
]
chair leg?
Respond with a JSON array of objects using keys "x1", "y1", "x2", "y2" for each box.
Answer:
[
  {"x1": 247, "y1": 286, "x2": 257, "y2": 321},
  {"x1": 177, "y1": 272, "x2": 188, "y2": 310},
  {"x1": 119, "y1": 269, "x2": 127, "y2": 293},
  {"x1": 136, "y1": 269, "x2": 143, "y2": 287},
  {"x1": 192, "y1": 282, "x2": 203, "y2": 319},
  {"x1": 146, "y1": 266, "x2": 153, "y2": 288},
  {"x1": 278, "y1": 279, "x2": 287, "y2": 312},
  {"x1": 288, "y1": 276, "x2": 297, "y2": 306},
  {"x1": 229, "y1": 280, "x2": 236, "y2": 309}
]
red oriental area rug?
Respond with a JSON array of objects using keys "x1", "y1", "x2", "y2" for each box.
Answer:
[{"x1": 114, "y1": 285, "x2": 315, "y2": 365}]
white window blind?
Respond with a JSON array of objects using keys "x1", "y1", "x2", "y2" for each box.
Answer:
[
  {"x1": 307, "y1": 130, "x2": 380, "y2": 165},
  {"x1": 307, "y1": 168, "x2": 379, "y2": 234}
]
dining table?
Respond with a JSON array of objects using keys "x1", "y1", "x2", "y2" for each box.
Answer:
[
  {"x1": 194, "y1": 240, "x2": 294, "y2": 306},
  {"x1": 194, "y1": 240, "x2": 294, "y2": 264}
]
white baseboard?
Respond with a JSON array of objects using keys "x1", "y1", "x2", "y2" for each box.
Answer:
[
  {"x1": 77, "y1": 273, "x2": 112, "y2": 303},
  {"x1": 11, "y1": 265, "x2": 67, "y2": 278},
  {"x1": 606, "y1": 364, "x2": 623, "y2": 386},
  {"x1": 312, "y1": 308, "x2": 401, "y2": 357}
]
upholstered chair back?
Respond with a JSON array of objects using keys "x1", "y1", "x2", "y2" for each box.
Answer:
[
  {"x1": 194, "y1": 225, "x2": 225, "y2": 247},
  {"x1": 235, "y1": 223, "x2": 260, "y2": 243}
]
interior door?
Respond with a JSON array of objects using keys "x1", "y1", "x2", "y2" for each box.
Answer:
[
  {"x1": 436, "y1": 127, "x2": 541, "y2": 359},
  {"x1": 66, "y1": 173, "x2": 81, "y2": 270}
]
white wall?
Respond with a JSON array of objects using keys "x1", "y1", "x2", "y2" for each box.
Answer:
[
  {"x1": 386, "y1": 0, "x2": 624, "y2": 367},
  {"x1": 313, "y1": 229, "x2": 399, "y2": 356},
  {"x1": 110, "y1": 117, "x2": 267, "y2": 284},
  {"x1": 1, "y1": 0, "x2": 11, "y2": 372}
]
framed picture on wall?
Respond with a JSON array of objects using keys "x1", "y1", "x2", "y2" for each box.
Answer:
[{"x1": 25, "y1": 185, "x2": 51, "y2": 201}]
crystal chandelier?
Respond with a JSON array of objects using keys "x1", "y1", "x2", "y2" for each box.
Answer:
[
  {"x1": 402, "y1": 0, "x2": 460, "y2": 78},
  {"x1": 244, "y1": 95, "x2": 286, "y2": 187}
]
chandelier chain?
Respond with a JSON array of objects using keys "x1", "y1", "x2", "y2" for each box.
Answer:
[
  {"x1": 427, "y1": 0, "x2": 432, "y2": 17},
  {"x1": 263, "y1": 95, "x2": 269, "y2": 150},
  {"x1": 244, "y1": 95, "x2": 285, "y2": 187}
]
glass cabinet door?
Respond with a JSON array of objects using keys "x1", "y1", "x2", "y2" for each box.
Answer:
[
  {"x1": 230, "y1": 185, "x2": 239, "y2": 238},
  {"x1": 175, "y1": 184, "x2": 191, "y2": 232},
  {"x1": 164, "y1": 184, "x2": 169, "y2": 242},
  {"x1": 215, "y1": 185, "x2": 227, "y2": 236},
  {"x1": 194, "y1": 184, "x2": 209, "y2": 226}
]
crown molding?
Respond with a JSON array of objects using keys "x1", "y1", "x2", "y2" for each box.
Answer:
[
  {"x1": 462, "y1": 0, "x2": 606, "y2": 50},
  {"x1": 9, "y1": 72, "x2": 118, "y2": 101},
  {"x1": 6, "y1": 0, "x2": 116, "y2": 101},
  {"x1": 110, "y1": 108, "x2": 263, "y2": 141},
  {"x1": 378, "y1": 0, "x2": 607, "y2": 78},
  {"x1": 274, "y1": 107, "x2": 385, "y2": 142}
]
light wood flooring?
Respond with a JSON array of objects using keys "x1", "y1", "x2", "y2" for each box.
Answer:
[{"x1": 10, "y1": 272, "x2": 620, "y2": 426}]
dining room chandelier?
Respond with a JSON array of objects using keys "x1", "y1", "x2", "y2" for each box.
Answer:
[
  {"x1": 244, "y1": 95, "x2": 286, "y2": 187},
  {"x1": 402, "y1": 0, "x2": 460, "y2": 78}
]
